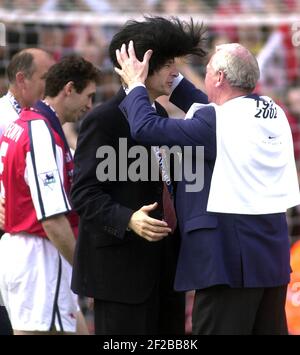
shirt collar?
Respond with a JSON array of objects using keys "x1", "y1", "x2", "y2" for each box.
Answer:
[{"x1": 6, "y1": 91, "x2": 22, "y2": 115}]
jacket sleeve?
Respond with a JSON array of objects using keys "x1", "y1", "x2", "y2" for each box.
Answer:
[
  {"x1": 170, "y1": 77, "x2": 208, "y2": 113},
  {"x1": 119, "y1": 86, "x2": 216, "y2": 160},
  {"x1": 70, "y1": 107, "x2": 134, "y2": 240}
]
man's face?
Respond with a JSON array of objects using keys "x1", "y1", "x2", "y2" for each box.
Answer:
[
  {"x1": 23, "y1": 53, "x2": 55, "y2": 106},
  {"x1": 66, "y1": 81, "x2": 96, "y2": 122},
  {"x1": 145, "y1": 59, "x2": 179, "y2": 100}
]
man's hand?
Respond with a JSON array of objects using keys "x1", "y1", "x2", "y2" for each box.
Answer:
[
  {"x1": 0, "y1": 197, "x2": 5, "y2": 230},
  {"x1": 128, "y1": 202, "x2": 171, "y2": 242},
  {"x1": 114, "y1": 40, "x2": 153, "y2": 87}
]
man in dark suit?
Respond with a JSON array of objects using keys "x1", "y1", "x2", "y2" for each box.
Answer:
[
  {"x1": 115, "y1": 42, "x2": 300, "y2": 334},
  {"x1": 70, "y1": 17, "x2": 207, "y2": 335}
]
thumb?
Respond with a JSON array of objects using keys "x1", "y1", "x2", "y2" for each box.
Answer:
[
  {"x1": 143, "y1": 49, "x2": 153, "y2": 65},
  {"x1": 141, "y1": 202, "x2": 158, "y2": 213}
]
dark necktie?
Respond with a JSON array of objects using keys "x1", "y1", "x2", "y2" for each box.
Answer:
[{"x1": 150, "y1": 103, "x2": 178, "y2": 234}]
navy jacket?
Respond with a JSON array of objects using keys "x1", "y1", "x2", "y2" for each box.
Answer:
[{"x1": 119, "y1": 78, "x2": 291, "y2": 291}]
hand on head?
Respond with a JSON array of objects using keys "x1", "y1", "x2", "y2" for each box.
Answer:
[{"x1": 114, "y1": 40, "x2": 153, "y2": 88}]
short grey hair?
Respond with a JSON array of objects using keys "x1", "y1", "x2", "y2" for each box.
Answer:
[
  {"x1": 210, "y1": 43, "x2": 260, "y2": 92},
  {"x1": 7, "y1": 51, "x2": 36, "y2": 83}
]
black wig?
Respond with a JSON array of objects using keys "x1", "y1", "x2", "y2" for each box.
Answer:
[{"x1": 109, "y1": 16, "x2": 206, "y2": 75}]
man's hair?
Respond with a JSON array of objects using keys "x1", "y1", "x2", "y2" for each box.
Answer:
[
  {"x1": 44, "y1": 55, "x2": 101, "y2": 97},
  {"x1": 7, "y1": 51, "x2": 36, "y2": 83},
  {"x1": 211, "y1": 43, "x2": 260, "y2": 92},
  {"x1": 109, "y1": 16, "x2": 206, "y2": 76}
]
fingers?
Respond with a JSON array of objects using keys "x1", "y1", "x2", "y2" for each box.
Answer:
[
  {"x1": 120, "y1": 43, "x2": 128, "y2": 61},
  {"x1": 139, "y1": 222, "x2": 171, "y2": 236},
  {"x1": 143, "y1": 49, "x2": 153, "y2": 65},
  {"x1": 128, "y1": 41, "x2": 152, "y2": 63},
  {"x1": 148, "y1": 223, "x2": 171, "y2": 234},
  {"x1": 147, "y1": 216, "x2": 169, "y2": 228},
  {"x1": 135, "y1": 203, "x2": 171, "y2": 240},
  {"x1": 116, "y1": 41, "x2": 152, "y2": 66},
  {"x1": 127, "y1": 40, "x2": 136, "y2": 58},
  {"x1": 115, "y1": 41, "x2": 150, "y2": 85},
  {"x1": 138, "y1": 220, "x2": 171, "y2": 242},
  {"x1": 141, "y1": 202, "x2": 158, "y2": 213},
  {"x1": 143, "y1": 218, "x2": 171, "y2": 233},
  {"x1": 142, "y1": 229, "x2": 169, "y2": 242},
  {"x1": 116, "y1": 42, "x2": 130, "y2": 66},
  {"x1": 115, "y1": 49, "x2": 122, "y2": 67},
  {"x1": 115, "y1": 43, "x2": 128, "y2": 69},
  {"x1": 140, "y1": 203, "x2": 170, "y2": 228}
]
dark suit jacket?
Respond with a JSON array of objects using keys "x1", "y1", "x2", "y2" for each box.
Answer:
[
  {"x1": 119, "y1": 79, "x2": 291, "y2": 292},
  {"x1": 71, "y1": 89, "x2": 180, "y2": 304}
]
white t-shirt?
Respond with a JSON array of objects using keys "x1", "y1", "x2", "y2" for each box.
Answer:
[
  {"x1": 186, "y1": 95, "x2": 300, "y2": 214},
  {"x1": 0, "y1": 92, "x2": 20, "y2": 137}
]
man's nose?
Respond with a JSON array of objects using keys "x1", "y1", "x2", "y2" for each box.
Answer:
[{"x1": 171, "y1": 66, "x2": 179, "y2": 77}]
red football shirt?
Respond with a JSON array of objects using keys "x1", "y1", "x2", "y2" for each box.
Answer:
[{"x1": 0, "y1": 108, "x2": 78, "y2": 237}]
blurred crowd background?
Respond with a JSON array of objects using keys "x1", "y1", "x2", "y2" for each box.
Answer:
[{"x1": 0, "y1": 0, "x2": 300, "y2": 335}]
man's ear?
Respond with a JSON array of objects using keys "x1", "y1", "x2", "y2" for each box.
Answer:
[
  {"x1": 216, "y1": 70, "x2": 225, "y2": 87},
  {"x1": 15, "y1": 71, "x2": 26, "y2": 88},
  {"x1": 64, "y1": 81, "x2": 74, "y2": 96}
]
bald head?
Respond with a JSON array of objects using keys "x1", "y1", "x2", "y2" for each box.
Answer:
[
  {"x1": 7, "y1": 48, "x2": 54, "y2": 84},
  {"x1": 210, "y1": 43, "x2": 260, "y2": 92},
  {"x1": 7, "y1": 48, "x2": 55, "y2": 107}
]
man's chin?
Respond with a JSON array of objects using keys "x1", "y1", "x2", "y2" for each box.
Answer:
[
  {"x1": 76, "y1": 112, "x2": 87, "y2": 121},
  {"x1": 162, "y1": 89, "x2": 172, "y2": 97}
]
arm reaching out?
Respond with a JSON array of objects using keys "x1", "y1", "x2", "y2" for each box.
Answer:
[{"x1": 114, "y1": 40, "x2": 153, "y2": 88}]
